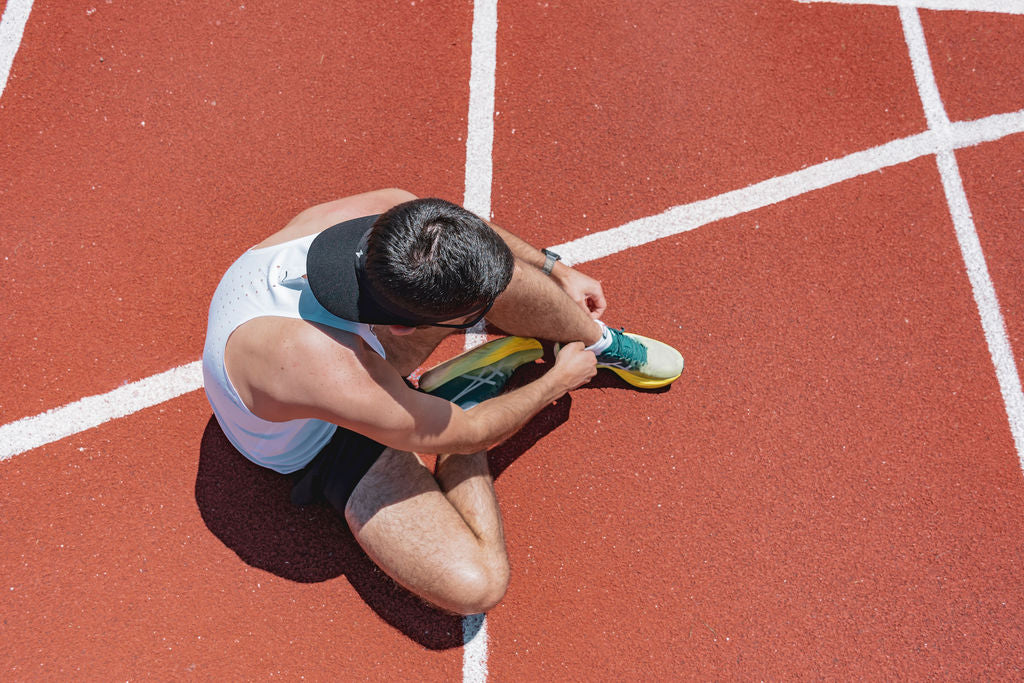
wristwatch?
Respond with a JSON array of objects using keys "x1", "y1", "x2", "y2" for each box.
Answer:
[{"x1": 541, "y1": 248, "x2": 561, "y2": 275}]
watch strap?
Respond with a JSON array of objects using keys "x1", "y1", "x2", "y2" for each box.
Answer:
[{"x1": 541, "y1": 248, "x2": 561, "y2": 275}]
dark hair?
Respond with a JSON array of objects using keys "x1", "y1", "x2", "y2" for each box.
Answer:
[{"x1": 363, "y1": 198, "x2": 514, "y2": 321}]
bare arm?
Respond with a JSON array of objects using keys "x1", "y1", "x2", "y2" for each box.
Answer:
[
  {"x1": 291, "y1": 188, "x2": 418, "y2": 228},
  {"x1": 257, "y1": 188, "x2": 419, "y2": 248},
  {"x1": 344, "y1": 342, "x2": 596, "y2": 455},
  {"x1": 281, "y1": 333, "x2": 597, "y2": 455},
  {"x1": 374, "y1": 363, "x2": 573, "y2": 455},
  {"x1": 486, "y1": 220, "x2": 607, "y2": 319},
  {"x1": 485, "y1": 221, "x2": 549, "y2": 270}
]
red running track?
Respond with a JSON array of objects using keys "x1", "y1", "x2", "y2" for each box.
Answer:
[{"x1": 2, "y1": 0, "x2": 1023, "y2": 678}]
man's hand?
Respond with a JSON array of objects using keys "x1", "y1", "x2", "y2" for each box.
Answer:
[
  {"x1": 553, "y1": 265, "x2": 607, "y2": 320},
  {"x1": 549, "y1": 342, "x2": 598, "y2": 392}
]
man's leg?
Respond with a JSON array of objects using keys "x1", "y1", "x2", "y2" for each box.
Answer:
[
  {"x1": 344, "y1": 447, "x2": 509, "y2": 615},
  {"x1": 373, "y1": 325, "x2": 455, "y2": 377},
  {"x1": 488, "y1": 258, "x2": 684, "y2": 388},
  {"x1": 487, "y1": 260, "x2": 604, "y2": 345},
  {"x1": 374, "y1": 256, "x2": 601, "y2": 375}
]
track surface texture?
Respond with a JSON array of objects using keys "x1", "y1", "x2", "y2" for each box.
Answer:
[{"x1": 2, "y1": 0, "x2": 1023, "y2": 679}]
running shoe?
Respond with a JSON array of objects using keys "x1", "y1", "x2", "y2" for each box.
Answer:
[
  {"x1": 563, "y1": 327, "x2": 683, "y2": 389},
  {"x1": 419, "y1": 336, "x2": 543, "y2": 409}
]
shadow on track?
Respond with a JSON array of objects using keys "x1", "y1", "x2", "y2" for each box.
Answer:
[{"x1": 193, "y1": 373, "x2": 572, "y2": 650}]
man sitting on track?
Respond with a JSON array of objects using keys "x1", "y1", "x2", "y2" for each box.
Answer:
[{"x1": 202, "y1": 188, "x2": 683, "y2": 615}]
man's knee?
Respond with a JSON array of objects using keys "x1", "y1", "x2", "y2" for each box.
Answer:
[
  {"x1": 344, "y1": 502, "x2": 510, "y2": 614},
  {"x1": 443, "y1": 560, "x2": 510, "y2": 615}
]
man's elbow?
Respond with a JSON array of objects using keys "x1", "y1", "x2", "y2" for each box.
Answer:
[
  {"x1": 408, "y1": 410, "x2": 492, "y2": 456},
  {"x1": 447, "y1": 409, "x2": 499, "y2": 455}
]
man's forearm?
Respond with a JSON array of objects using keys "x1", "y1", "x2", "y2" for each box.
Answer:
[
  {"x1": 487, "y1": 220, "x2": 574, "y2": 282},
  {"x1": 450, "y1": 372, "x2": 566, "y2": 454},
  {"x1": 486, "y1": 221, "x2": 547, "y2": 269}
]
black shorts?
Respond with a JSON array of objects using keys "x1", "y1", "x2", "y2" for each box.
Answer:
[{"x1": 289, "y1": 426, "x2": 388, "y2": 512}]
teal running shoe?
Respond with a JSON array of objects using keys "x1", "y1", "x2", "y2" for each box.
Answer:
[
  {"x1": 419, "y1": 336, "x2": 543, "y2": 409},
  {"x1": 560, "y1": 327, "x2": 683, "y2": 389}
]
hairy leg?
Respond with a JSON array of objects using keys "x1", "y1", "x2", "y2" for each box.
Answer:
[
  {"x1": 344, "y1": 448, "x2": 509, "y2": 615},
  {"x1": 487, "y1": 260, "x2": 603, "y2": 346},
  {"x1": 375, "y1": 255, "x2": 603, "y2": 374}
]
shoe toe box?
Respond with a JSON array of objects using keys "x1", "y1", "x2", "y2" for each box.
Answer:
[{"x1": 631, "y1": 333, "x2": 684, "y2": 378}]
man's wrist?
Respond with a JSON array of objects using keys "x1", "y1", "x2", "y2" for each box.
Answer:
[
  {"x1": 540, "y1": 248, "x2": 561, "y2": 275},
  {"x1": 548, "y1": 259, "x2": 572, "y2": 284}
]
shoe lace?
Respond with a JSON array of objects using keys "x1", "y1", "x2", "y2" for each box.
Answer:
[
  {"x1": 449, "y1": 366, "x2": 508, "y2": 404},
  {"x1": 599, "y1": 328, "x2": 647, "y2": 369}
]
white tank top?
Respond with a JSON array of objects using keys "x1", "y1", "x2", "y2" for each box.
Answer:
[{"x1": 202, "y1": 231, "x2": 386, "y2": 474}]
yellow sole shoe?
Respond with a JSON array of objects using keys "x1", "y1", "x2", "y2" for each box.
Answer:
[
  {"x1": 419, "y1": 336, "x2": 543, "y2": 406},
  {"x1": 559, "y1": 329, "x2": 683, "y2": 389}
]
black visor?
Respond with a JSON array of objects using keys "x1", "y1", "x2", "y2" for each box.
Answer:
[{"x1": 306, "y1": 215, "x2": 487, "y2": 326}]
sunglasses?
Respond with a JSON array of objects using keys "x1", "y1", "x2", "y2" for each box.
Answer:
[{"x1": 423, "y1": 299, "x2": 495, "y2": 329}]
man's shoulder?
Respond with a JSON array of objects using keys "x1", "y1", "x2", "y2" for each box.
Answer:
[
  {"x1": 226, "y1": 316, "x2": 384, "y2": 421},
  {"x1": 255, "y1": 189, "x2": 417, "y2": 249},
  {"x1": 237, "y1": 316, "x2": 377, "y2": 372}
]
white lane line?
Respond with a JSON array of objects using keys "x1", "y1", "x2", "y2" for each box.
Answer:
[
  {"x1": 797, "y1": 0, "x2": 1024, "y2": 15},
  {"x1": 3, "y1": 107, "x2": 1024, "y2": 464},
  {"x1": 0, "y1": 361, "x2": 204, "y2": 461},
  {"x1": 461, "y1": 1, "x2": 499, "y2": 680},
  {"x1": 936, "y1": 149, "x2": 1024, "y2": 463},
  {"x1": 464, "y1": 319, "x2": 490, "y2": 351},
  {"x1": 554, "y1": 130, "x2": 934, "y2": 265},
  {"x1": 552, "y1": 109, "x2": 1024, "y2": 266},
  {"x1": 950, "y1": 108, "x2": 1024, "y2": 148},
  {"x1": 462, "y1": 612, "x2": 488, "y2": 683},
  {"x1": 0, "y1": 0, "x2": 33, "y2": 99},
  {"x1": 900, "y1": 5, "x2": 1024, "y2": 463},
  {"x1": 900, "y1": 5, "x2": 951, "y2": 132},
  {"x1": 463, "y1": 0, "x2": 499, "y2": 222}
]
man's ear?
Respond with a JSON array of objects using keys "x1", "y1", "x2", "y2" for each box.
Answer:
[{"x1": 388, "y1": 325, "x2": 418, "y2": 336}]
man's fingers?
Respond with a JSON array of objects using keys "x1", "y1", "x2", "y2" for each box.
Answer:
[{"x1": 577, "y1": 296, "x2": 604, "y2": 320}]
